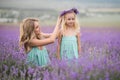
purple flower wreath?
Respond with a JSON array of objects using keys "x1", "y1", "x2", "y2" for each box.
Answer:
[{"x1": 60, "y1": 8, "x2": 79, "y2": 17}]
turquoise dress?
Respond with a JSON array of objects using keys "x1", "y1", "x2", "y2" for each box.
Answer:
[
  {"x1": 60, "y1": 36, "x2": 79, "y2": 60},
  {"x1": 26, "y1": 47, "x2": 50, "y2": 67}
]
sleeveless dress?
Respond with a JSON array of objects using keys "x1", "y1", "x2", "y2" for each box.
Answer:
[
  {"x1": 60, "y1": 36, "x2": 79, "y2": 60},
  {"x1": 26, "y1": 47, "x2": 50, "y2": 67}
]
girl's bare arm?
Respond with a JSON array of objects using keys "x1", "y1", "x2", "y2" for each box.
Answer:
[
  {"x1": 77, "y1": 32, "x2": 81, "y2": 55},
  {"x1": 57, "y1": 31, "x2": 62, "y2": 59},
  {"x1": 40, "y1": 32, "x2": 52, "y2": 38},
  {"x1": 29, "y1": 37, "x2": 55, "y2": 46}
]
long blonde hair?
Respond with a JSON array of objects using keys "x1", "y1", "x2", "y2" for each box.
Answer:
[
  {"x1": 19, "y1": 18, "x2": 40, "y2": 53},
  {"x1": 61, "y1": 12, "x2": 80, "y2": 34}
]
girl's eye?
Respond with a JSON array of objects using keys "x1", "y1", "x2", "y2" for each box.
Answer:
[
  {"x1": 36, "y1": 26, "x2": 39, "y2": 28},
  {"x1": 72, "y1": 18, "x2": 75, "y2": 20},
  {"x1": 67, "y1": 18, "x2": 75, "y2": 20},
  {"x1": 68, "y1": 18, "x2": 71, "y2": 20}
]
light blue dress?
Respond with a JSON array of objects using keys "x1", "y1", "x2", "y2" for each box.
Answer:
[
  {"x1": 60, "y1": 36, "x2": 79, "y2": 60},
  {"x1": 26, "y1": 47, "x2": 50, "y2": 67}
]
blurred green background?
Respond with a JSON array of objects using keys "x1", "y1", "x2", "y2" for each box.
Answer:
[{"x1": 0, "y1": 0, "x2": 120, "y2": 27}]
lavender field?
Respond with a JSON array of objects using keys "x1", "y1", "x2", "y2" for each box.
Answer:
[{"x1": 0, "y1": 25, "x2": 120, "y2": 80}]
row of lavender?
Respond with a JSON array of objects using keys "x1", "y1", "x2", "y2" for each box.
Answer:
[{"x1": 0, "y1": 25, "x2": 120, "y2": 80}]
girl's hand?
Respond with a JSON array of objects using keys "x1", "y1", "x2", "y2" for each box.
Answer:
[
  {"x1": 78, "y1": 47, "x2": 81, "y2": 57},
  {"x1": 56, "y1": 16, "x2": 62, "y2": 26},
  {"x1": 57, "y1": 53, "x2": 61, "y2": 60}
]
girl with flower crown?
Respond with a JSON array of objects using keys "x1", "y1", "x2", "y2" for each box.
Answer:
[{"x1": 57, "y1": 8, "x2": 81, "y2": 60}]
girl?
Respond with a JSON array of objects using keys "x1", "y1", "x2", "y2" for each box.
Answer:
[
  {"x1": 19, "y1": 17, "x2": 61, "y2": 67},
  {"x1": 57, "y1": 8, "x2": 81, "y2": 60}
]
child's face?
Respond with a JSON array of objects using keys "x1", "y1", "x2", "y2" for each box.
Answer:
[
  {"x1": 65, "y1": 12, "x2": 75, "y2": 27},
  {"x1": 34, "y1": 21, "x2": 40, "y2": 35}
]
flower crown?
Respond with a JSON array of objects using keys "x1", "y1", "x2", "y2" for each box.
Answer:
[{"x1": 60, "y1": 8, "x2": 79, "y2": 17}]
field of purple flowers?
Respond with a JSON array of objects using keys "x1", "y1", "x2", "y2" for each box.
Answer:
[{"x1": 0, "y1": 25, "x2": 120, "y2": 80}]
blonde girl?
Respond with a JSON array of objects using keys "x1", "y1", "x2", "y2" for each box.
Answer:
[
  {"x1": 19, "y1": 17, "x2": 61, "y2": 66},
  {"x1": 57, "y1": 8, "x2": 81, "y2": 60}
]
